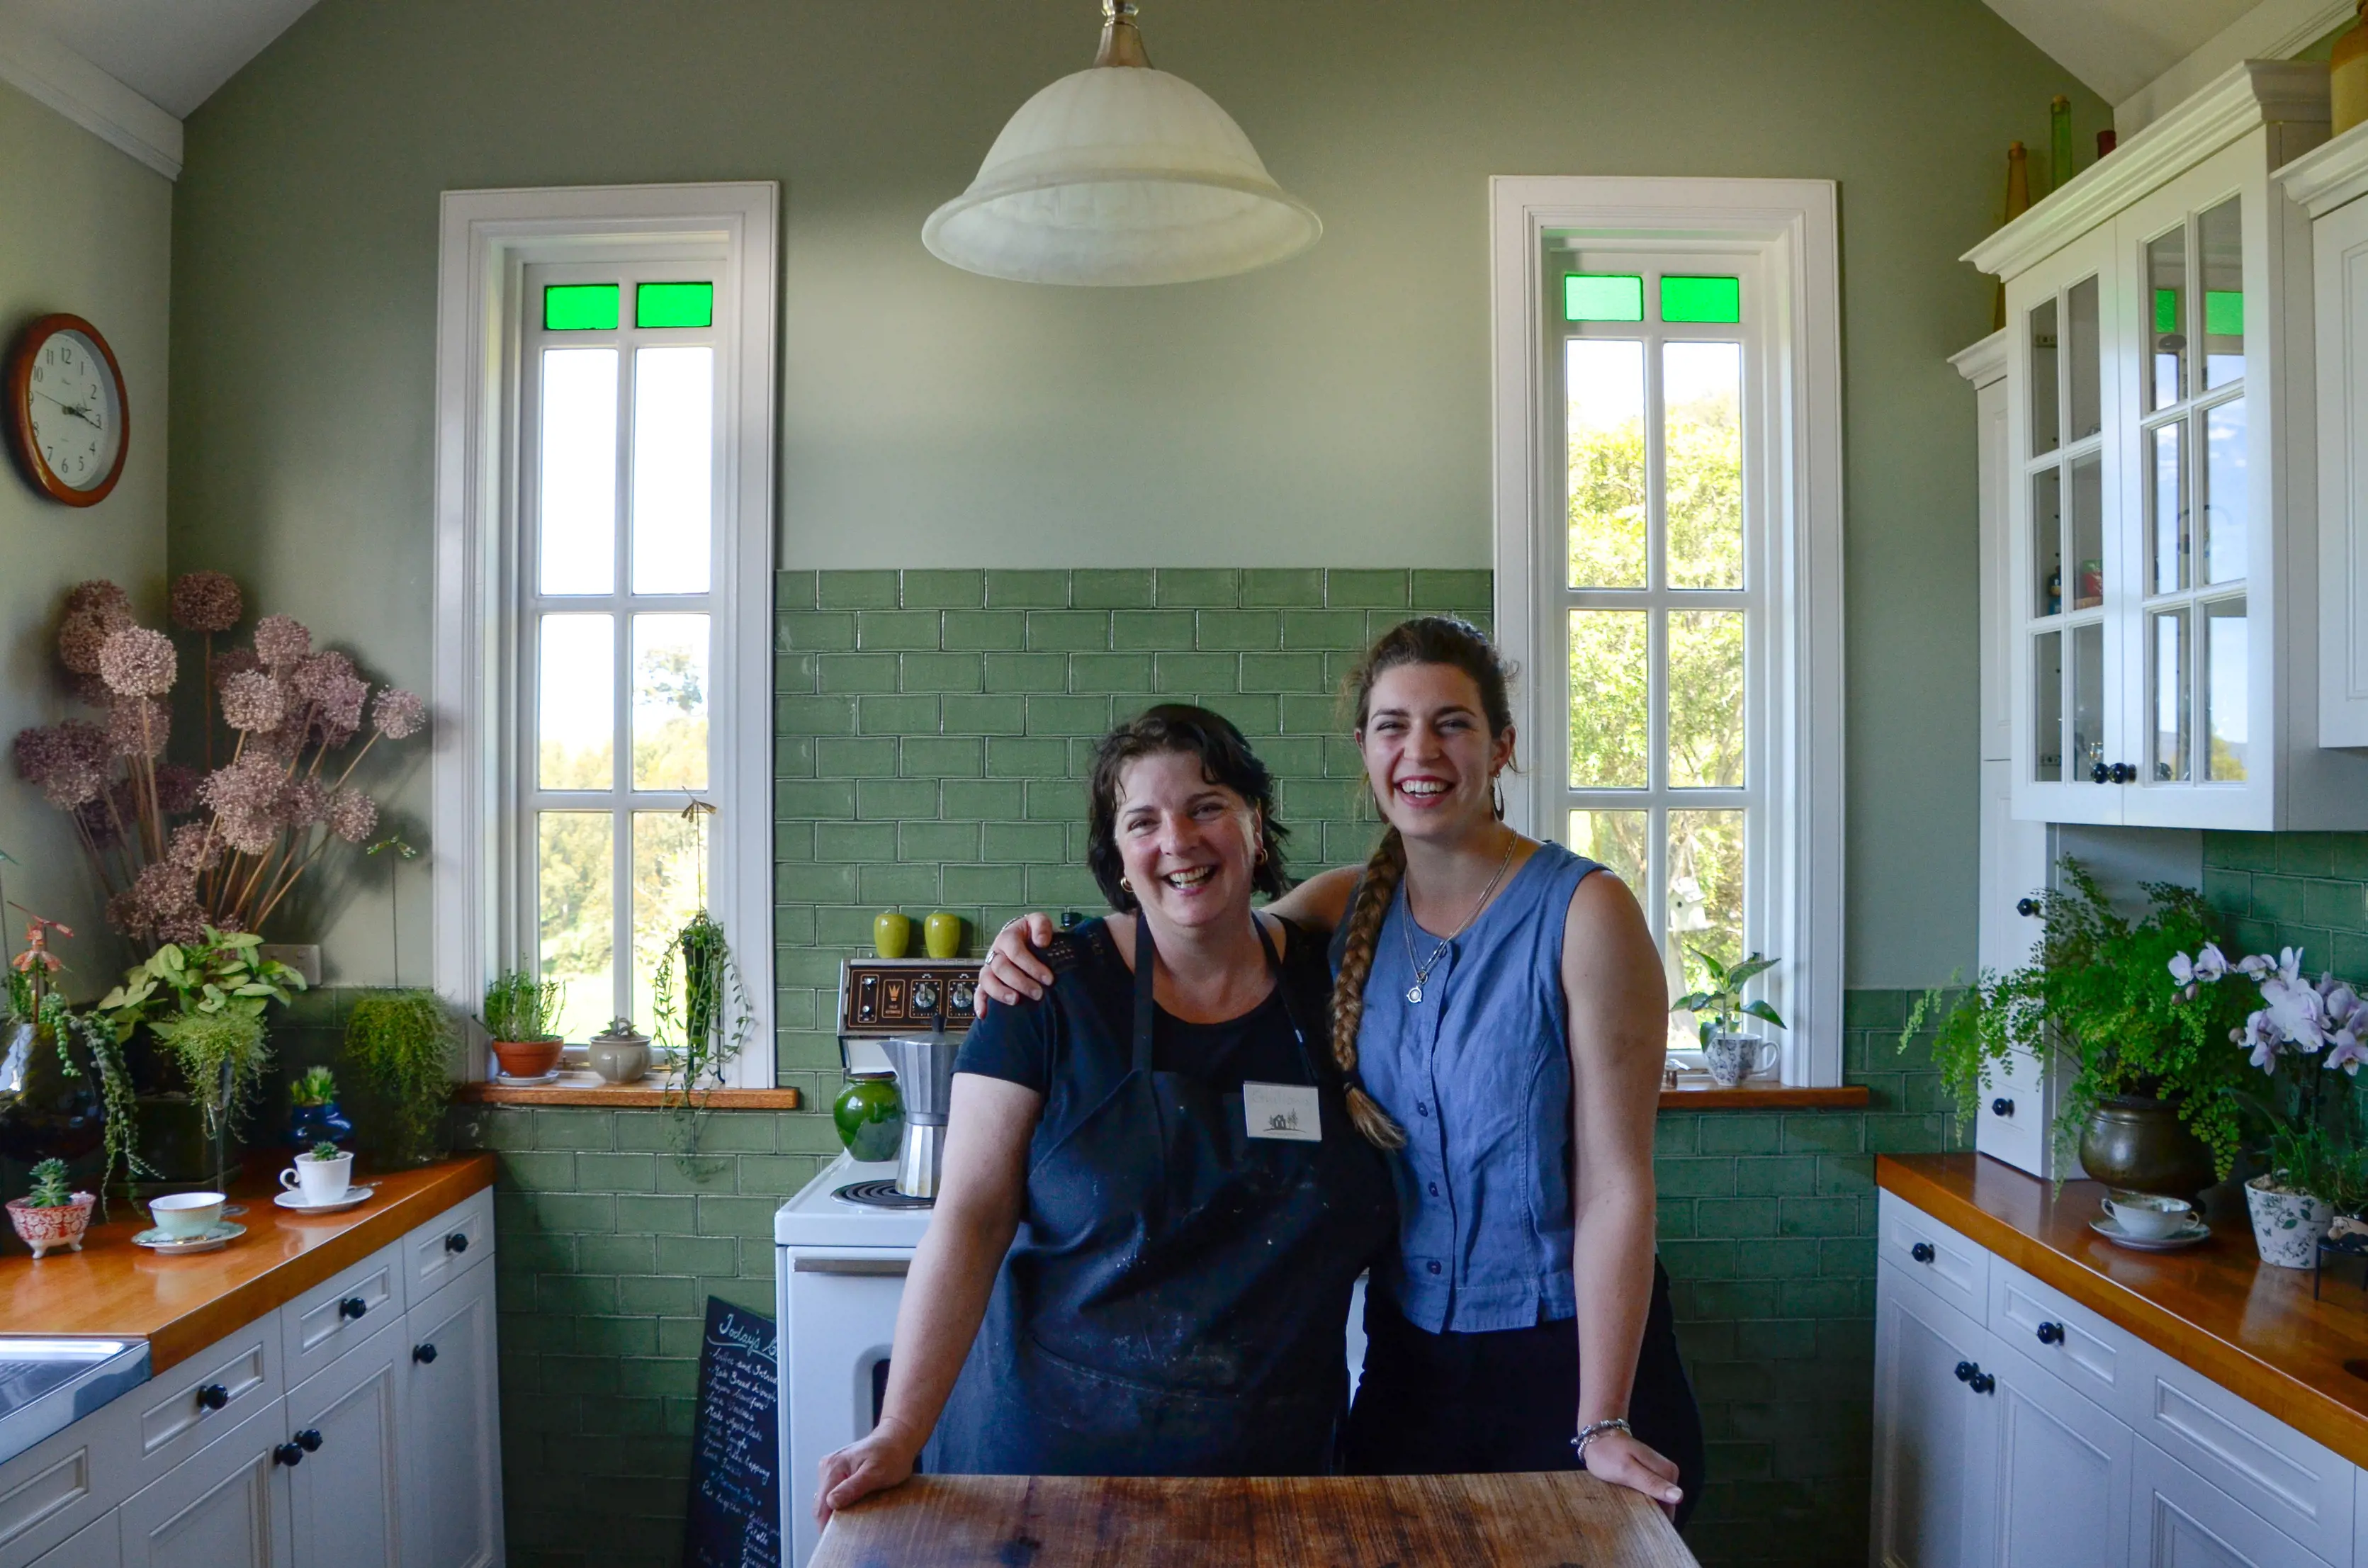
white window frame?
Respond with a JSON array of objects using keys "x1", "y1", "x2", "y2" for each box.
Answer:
[
  {"x1": 1490, "y1": 176, "x2": 1844, "y2": 1086},
  {"x1": 432, "y1": 184, "x2": 777, "y2": 1085}
]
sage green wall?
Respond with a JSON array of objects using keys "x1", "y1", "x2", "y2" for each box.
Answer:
[
  {"x1": 0, "y1": 83, "x2": 172, "y2": 961},
  {"x1": 166, "y1": 0, "x2": 2108, "y2": 990}
]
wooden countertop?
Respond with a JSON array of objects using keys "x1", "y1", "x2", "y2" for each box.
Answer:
[
  {"x1": 0, "y1": 1154, "x2": 494, "y2": 1374},
  {"x1": 1878, "y1": 1152, "x2": 2368, "y2": 1467},
  {"x1": 813, "y1": 1473, "x2": 1695, "y2": 1567}
]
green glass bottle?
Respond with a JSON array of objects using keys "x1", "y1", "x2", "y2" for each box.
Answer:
[
  {"x1": 833, "y1": 1070, "x2": 905, "y2": 1163},
  {"x1": 2050, "y1": 96, "x2": 2075, "y2": 196}
]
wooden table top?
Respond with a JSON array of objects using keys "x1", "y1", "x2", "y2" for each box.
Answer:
[
  {"x1": 812, "y1": 1472, "x2": 1696, "y2": 1567},
  {"x1": 1878, "y1": 1152, "x2": 2368, "y2": 1467},
  {"x1": 0, "y1": 1154, "x2": 493, "y2": 1373}
]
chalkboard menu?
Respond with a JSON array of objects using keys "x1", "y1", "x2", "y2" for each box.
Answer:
[{"x1": 683, "y1": 1296, "x2": 781, "y2": 1568}]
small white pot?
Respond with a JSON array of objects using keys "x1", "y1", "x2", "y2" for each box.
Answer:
[{"x1": 2245, "y1": 1174, "x2": 2333, "y2": 1269}]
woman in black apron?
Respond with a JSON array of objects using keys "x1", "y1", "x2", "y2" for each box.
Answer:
[{"x1": 816, "y1": 706, "x2": 1395, "y2": 1521}]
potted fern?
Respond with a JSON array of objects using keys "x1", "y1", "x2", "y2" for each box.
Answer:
[
  {"x1": 344, "y1": 989, "x2": 458, "y2": 1168},
  {"x1": 7, "y1": 1158, "x2": 94, "y2": 1258},
  {"x1": 480, "y1": 970, "x2": 563, "y2": 1080}
]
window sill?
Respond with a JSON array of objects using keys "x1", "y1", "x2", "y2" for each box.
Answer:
[
  {"x1": 1657, "y1": 1079, "x2": 1868, "y2": 1111},
  {"x1": 453, "y1": 1073, "x2": 803, "y2": 1110}
]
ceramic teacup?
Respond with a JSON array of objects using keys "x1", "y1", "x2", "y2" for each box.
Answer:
[
  {"x1": 150, "y1": 1191, "x2": 227, "y2": 1240},
  {"x1": 281, "y1": 1151, "x2": 354, "y2": 1207},
  {"x1": 2101, "y1": 1191, "x2": 2194, "y2": 1240},
  {"x1": 1705, "y1": 1034, "x2": 1778, "y2": 1087}
]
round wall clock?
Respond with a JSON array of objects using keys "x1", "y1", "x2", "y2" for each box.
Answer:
[{"x1": 6, "y1": 314, "x2": 128, "y2": 507}]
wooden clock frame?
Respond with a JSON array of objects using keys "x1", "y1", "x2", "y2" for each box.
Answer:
[{"x1": 6, "y1": 312, "x2": 129, "y2": 507}]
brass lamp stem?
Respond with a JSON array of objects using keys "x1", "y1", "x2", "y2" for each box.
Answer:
[{"x1": 1095, "y1": 0, "x2": 1151, "y2": 67}]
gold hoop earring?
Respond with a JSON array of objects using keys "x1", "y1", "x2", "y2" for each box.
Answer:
[{"x1": 1120, "y1": 876, "x2": 1133, "y2": 893}]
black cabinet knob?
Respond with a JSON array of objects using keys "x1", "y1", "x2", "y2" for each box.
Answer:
[
  {"x1": 2111, "y1": 762, "x2": 2137, "y2": 784},
  {"x1": 195, "y1": 1383, "x2": 229, "y2": 1412},
  {"x1": 338, "y1": 1297, "x2": 368, "y2": 1321},
  {"x1": 2036, "y1": 1321, "x2": 2065, "y2": 1345},
  {"x1": 413, "y1": 1343, "x2": 437, "y2": 1365},
  {"x1": 1955, "y1": 1360, "x2": 1976, "y2": 1382},
  {"x1": 295, "y1": 1428, "x2": 322, "y2": 1452},
  {"x1": 1992, "y1": 1097, "x2": 2014, "y2": 1117},
  {"x1": 444, "y1": 1233, "x2": 468, "y2": 1255},
  {"x1": 1970, "y1": 1370, "x2": 1997, "y2": 1394},
  {"x1": 2090, "y1": 761, "x2": 2112, "y2": 784},
  {"x1": 1911, "y1": 1242, "x2": 1936, "y2": 1263},
  {"x1": 2015, "y1": 897, "x2": 2041, "y2": 918},
  {"x1": 273, "y1": 1443, "x2": 303, "y2": 1467}
]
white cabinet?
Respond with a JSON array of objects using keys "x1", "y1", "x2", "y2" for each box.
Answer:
[
  {"x1": 1967, "y1": 62, "x2": 2368, "y2": 829},
  {"x1": 398, "y1": 1264, "x2": 501, "y2": 1568},
  {"x1": 1873, "y1": 1272, "x2": 2000, "y2": 1567},
  {"x1": 1988, "y1": 1337, "x2": 2135, "y2": 1567},
  {"x1": 283, "y1": 1324, "x2": 403, "y2": 1568},
  {"x1": 116, "y1": 1401, "x2": 291, "y2": 1568},
  {"x1": 26, "y1": 1516, "x2": 118, "y2": 1568},
  {"x1": 2134, "y1": 1437, "x2": 2338, "y2": 1567}
]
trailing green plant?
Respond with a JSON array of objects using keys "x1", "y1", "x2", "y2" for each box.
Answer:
[
  {"x1": 291, "y1": 1066, "x2": 337, "y2": 1108},
  {"x1": 7, "y1": 913, "x2": 148, "y2": 1206},
  {"x1": 146, "y1": 1009, "x2": 271, "y2": 1143},
  {"x1": 308, "y1": 1140, "x2": 340, "y2": 1162},
  {"x1": 25, "y1": 1158, "x2": 72, "y2": 1209},
  {"x1": 480, "y1": 969, "x2": 560, "y2": 1042},
  {"x1": 344, "y1": 988, "x2": 457, "y2": 1167},
  {"x1": 652, "y1": 908, "x2": 754, "y2": 1160},
  {"x1": 1671, "y1": 948, "x2": 1786, "y2": 1049},
  {"x1": 1916, "y1": 859, "x2": 2253, "y2": 1178}
]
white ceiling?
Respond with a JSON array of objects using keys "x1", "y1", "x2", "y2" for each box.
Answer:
[
  {"x1": 5, "y1": 0, "x2": 321, "y2": 118},
  {"x1": 1980, "y1": 0, "x2": 2282, "y2": 102}
]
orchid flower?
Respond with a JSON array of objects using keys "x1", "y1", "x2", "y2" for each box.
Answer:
[
  {"x1": 2262, "y1": 974, "x2": 2330, "y2": 1053},
  {"x1": 2242, "y1": 1009, "x2": 2284, "y2": 1072},
  {"x1": 2329, "y1": 1019, "x2": 2368, "y2": 1076}
]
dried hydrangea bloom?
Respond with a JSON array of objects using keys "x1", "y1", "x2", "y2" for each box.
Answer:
[
  {"x1": 326, "y1": 786, "x2": 378, "y2": 844},
  {"x1": 371, "y1": 689, "x2": 427, "y2": 740},
  {"x1": 62, "y1": 581, "x2": 131, "y2": 622},
  {"x1": 12, "y1": 721, "x2": 111, "y2": 808},
  {"x1": 252, "y1": 615, "x2": 310, "y2": 669},
  {"x1": 219, "y1": 670, "x2": 286, "y2": 733},
  {"x1": 96, "y1": 627, "x2": 176, "y2": 697},
  {"x1": 56, "y1": 612, "x2": 114, "y2": 676},
  {"x1": 106, "y1": 697, "x2": 169, "y2": 760},
  {"x1": 168, "y1": 570, "x2": 243, "y2": 633}
]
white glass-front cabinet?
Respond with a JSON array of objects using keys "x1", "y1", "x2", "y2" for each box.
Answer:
[{"x1": 1970, "y1": 62, "x2": 2368, "y2": 830}]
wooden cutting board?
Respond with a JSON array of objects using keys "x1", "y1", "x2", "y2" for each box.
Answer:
[{"x1": 812, "y1": 1472, "x2": 1698, "y2": 1567}]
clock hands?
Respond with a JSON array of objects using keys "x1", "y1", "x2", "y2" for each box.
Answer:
[{"x1": 28, "y1": 388, "x2": 103, "y2": 432}]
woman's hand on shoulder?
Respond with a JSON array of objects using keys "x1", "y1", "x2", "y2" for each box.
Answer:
[
  {"x1": 1264, "y1": 865, "x2": 1357, "y2": 937},
  {"x1": 1582, "y1": 1428, "x2": 1684, "y2": 1519},
  {"x1": 978, "y1": 914, "x2": 1061, "y2": 1008},
  {"x1": 815, "y1": 1416, "x2": 924, "y2": 1526}
]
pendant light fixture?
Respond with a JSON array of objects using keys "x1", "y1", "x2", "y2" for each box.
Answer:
[{"x1": 923, "y1": 1, "x2": 1321, "y2": 286}]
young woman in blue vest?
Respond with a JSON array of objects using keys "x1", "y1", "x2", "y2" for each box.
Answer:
[{"x1": 984, "y1": 618, "x2": 1703, "y2": 1521}]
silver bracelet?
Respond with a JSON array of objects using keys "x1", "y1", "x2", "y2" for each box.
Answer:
[{"x1": 1571, "y1": 1416, "x2": 1631, "y2": 1468}]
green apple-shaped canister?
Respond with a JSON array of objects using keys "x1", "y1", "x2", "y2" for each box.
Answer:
[
  {"x1": 924, "y1": 910, "x2": 962, "y2": 959},
  {"x1": 833, "y1": 1070, "x2": 904, "y2": 1162},
  {"x1": 874, "y1": 911, "x2": 912, "y2": 959}
]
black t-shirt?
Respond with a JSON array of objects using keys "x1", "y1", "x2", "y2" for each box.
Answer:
[{"x1": 955, "y1": 915, "x2": 1326, "y2": 1097}]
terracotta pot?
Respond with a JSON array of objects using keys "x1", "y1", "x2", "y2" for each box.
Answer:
[
  {"x1": 2076, "y1": 1094, "x2": 2216, "y2": 1201},
  {"x1": 490, "y1": 1039, "x2": 562, "y2": 1078},
  {"x1": 7, "y1": 1192, "x2": 94, "y2": 1258}
]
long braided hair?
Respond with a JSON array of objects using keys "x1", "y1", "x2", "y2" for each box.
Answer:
[{"x1": 1331, "y1": 617, "x2": 1518, "y2": 1151}]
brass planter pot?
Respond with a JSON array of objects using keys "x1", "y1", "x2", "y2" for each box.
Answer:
[{"x1": 2077, "y1": 1094, "x2": 2216, "y2": 1201}]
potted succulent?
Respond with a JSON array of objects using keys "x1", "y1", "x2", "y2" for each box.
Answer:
[
  {"x1": 7, "y1": 1158, "x2": 94, "y2": 1258},
  {"x1": 1671, "y1": 948, "x2": 1786, "y2": 1085},
  {"x1": 344, "y1": 988, "x2": 457, "y2": 1168},
  {"x1": 283, "y1": 1140, "x2": 354, "y2": 1206},
  {"x1": 284, "y1": 1066, "x2": 354, "y2": 1149},
  {"x1": 480, "y1": 970, "x2": 563, "y2": 1080}
]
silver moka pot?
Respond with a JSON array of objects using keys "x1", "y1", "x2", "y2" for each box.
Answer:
[{"x1": 879, "y1": 1031, "x2": 960, "y2": 1198}]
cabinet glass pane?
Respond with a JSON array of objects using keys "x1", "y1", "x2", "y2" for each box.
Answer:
[
  {"x1": 2205, "y1": 597, "x2": 2248, "y2": 782},
  {"x1": 1667, "y1": 808, "x2": 1744, "y2": 989},
  {"x1": 537, "y1": 614, "x2": 614, "y2": 790},
  {"x1": 2150, "y1": 422, "x2": 2186, "y2": 594},
  {"x1": 2072, "y1": 621, "x2": 2105, "y2": 782},
  {"x1": 2147, "y1": 225, "x2": 2187, "y2": 412},
  {"x1": 1565, "y1": 340, "x2": 1647, "y2": 588},
  {"x1": 2200, "y1": 196, "x2": 2243, "y2": 390},
  {"x1": 538, "y1": 349, "x2": 618, "y2": 596},
  {"x1": 2150, "y1": 608, "x2": 2190, "y2": 782},
  {"x1": 631, "y1": 613, "x2": 709, "y2": 790},
  {"x1": 1567, "y1": 809, "x2": 1647, "y2": 889},
  {"x1": 2069, "y1": 455, "x2": 2102, "y2": 611},
  {"x1": 538, "y1": 811, "x2": 612, "y2": 1044},
  {"x1": 2201, "y1": 398, "x2": 2246, "y2": 585},
  {"x1": 1663, "y1": 342, "x2": 1743, "y2": 590},
  {"x1": 1568, "y1": 610, "x2": 1649, "y2": 787},
  {"x1": 2032, "y1": 467, "x2": 2063, "y2": 617},
  {"x1": 2028, "y1": 298, "x2": 2060, "y2": 456},
  {"x1": 2034, "y1": 630, "x2": 2063, "y2": 782},
  {"x1": 2067, "y1": 276, "x2": 2101, "y2": 442},
  {"x1": 631, "y1": 809, "x2": 706, "y2": 1032},
  {"x1": 630, "y1": 346, "x2": 714, "y2": 594},
  {"x1": 1667, "y1": 609, "x2": 1743, "y2": 788}
]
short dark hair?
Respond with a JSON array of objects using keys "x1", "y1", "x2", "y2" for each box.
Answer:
[{"x1": 1086, "y1": 704, "x2": 1290, "y2": 913}]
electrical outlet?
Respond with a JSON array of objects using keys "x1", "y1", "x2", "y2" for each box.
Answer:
[{"x1": 259, "y1": 944, "x2": 321, "y2": 986}]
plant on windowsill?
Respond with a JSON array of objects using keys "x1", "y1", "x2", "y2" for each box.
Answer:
[
  {"x1": 653, "y1": 908, "x2": 754, "y2": 1162},
  {"x1": 1671, "y1": 949, "x2": 1786, "y2": 1087},
  {"x1": 6, "y1": 1158, "x2": 94, "y2": 1258},
  {"x1": 344, "y1": 989, "x2": 458, "y2": 1168},
  {"x1": 480, "y1": 969, "x2": 563, "y2": 1081},
  {"x1": 1917, "y1": 859, "x2": 2250, "y2": 1197}
]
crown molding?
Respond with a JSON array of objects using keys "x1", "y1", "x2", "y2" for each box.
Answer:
[
  {"x1": 1951, "y1": 329, "x2": 2009, "y2": 388},
  {"x1": 2117, "y1": 0, "x2": 2354, "y2": 137},
  {"x1": 2278, "y1": 118, "x2": 2368, "y2": 218},
  {"x1": 0, "y1": 10, "x2": 181, "y2": 180},
  {"x1": 1966, "y1": 60, "x2": 2328, "y2": 279}
]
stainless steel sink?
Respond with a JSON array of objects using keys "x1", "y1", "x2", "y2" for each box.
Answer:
[{"x1": 0, "y1": 1338, "x2": 149, "y2": 1465}]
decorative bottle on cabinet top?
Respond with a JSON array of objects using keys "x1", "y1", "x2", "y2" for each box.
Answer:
[{"x1": 2335, "y1": 1, "x2": 2368, "y2": 137}]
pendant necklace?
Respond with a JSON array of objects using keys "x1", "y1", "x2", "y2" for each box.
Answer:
[{"x1": 1401, "y1": 829, "x2": 1518, "y2": 1005}]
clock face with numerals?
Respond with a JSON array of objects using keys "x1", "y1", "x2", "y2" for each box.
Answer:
[{"x1": 6, "y1": 315, "x2": 128, "y2": 507}]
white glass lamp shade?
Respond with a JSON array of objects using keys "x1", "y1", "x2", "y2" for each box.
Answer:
[{"x1": 923, "y1": 64, "x2": 1321, "y2": 286}]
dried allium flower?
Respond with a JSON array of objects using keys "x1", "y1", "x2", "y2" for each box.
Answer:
[
  {"x1": 277, "y1": 777, "x2": 328, "y2": 828},
  {"x1": 62, "y1": 581, "x2": 131, "y2": 623},
  {"x1": 292, "y1": 650, "x2": 355, "y2": 702},
  {"x1": 106, "y1": 697, "x2": 168, "y2": 760},
  {"x1": 307, "y1": 672, "x2": 367, "y2": 748},
  {"x1": 96, "y1": 627, "x2": 176, "y2": 697},
  {"x1": 154, "y1": 764, "x2": 201, "y2": 816},
  {"x1": 213, "y1": 647, "x2": 261, "y2": 688},
  {"x1": 75, "y1": 797, "x2": 118, "y2": 850},
  {"x1": 252, "y1": 615, "x2": 310, "y2": 669},
  {"x1": 57, "y1": 612, "x2": 113, "y2": 676},
  {"x1": 220, "y1": 670, "x2": 286, "y2": 733},
  {"x1": 168, "y1": 570, "x2": 243, "y2": 633},
  {"x1": 201, "y1": 753, "x2": 283, "y2": 820},
  {"x1": 13, "y1": 722, "x2": 110, "y2": 808},
  {"x1": 326, "y1": 787, "x2": 378, "y2": 844},
  {"x1": 371, "y1": 689, "x2": 427, "y2": 740},
  {"x1": 166, "y1": 822, "x2": 222, "y2": 871}
]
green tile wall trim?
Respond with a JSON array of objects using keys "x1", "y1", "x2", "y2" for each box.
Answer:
[{"x1": 2201, "y1": 831, "x2": 2368, "y2": 980}]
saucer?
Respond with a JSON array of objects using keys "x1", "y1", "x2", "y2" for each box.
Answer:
[
  {"x1": 495, "y1": 1069, "x2": 560, "y2": 1087},
  {"x1": 131, "y1": 1220, "x2": 246, "y2": 1255},
  {"x1": 2090, "y1": 1213, "x2": 2211, "y2": 1251},
  {"x1": 272, "y1": 1185, "x2": 375, "y2": 1214}
]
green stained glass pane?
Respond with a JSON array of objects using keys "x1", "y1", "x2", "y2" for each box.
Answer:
[
  {"x1": 1659, "y1": 276, "x2": 1741, "y2": 324},
  {"x1": 544, "y1": 284, "x2": 619, "y2": 332},
  {"x1": 2154, "y1": 287, "x2": 2177, "y2": 335},
  {"x1": 2204, "y1": 291, "x2": 2243, "y2": 337},
  {"x1": 1565, "y1": 274, "x2": 1645, "y2": 322},
  {"x1": 636, "y1": 282, "x2": 714, "y2": 329}
]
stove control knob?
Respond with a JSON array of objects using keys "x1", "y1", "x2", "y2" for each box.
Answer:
[
  {"x1": 950, "y1": 978, "x2": 976, "y2": 1015},
  {"x1": 912, "y1": 978, "x2": 940, "y2": 1015}
]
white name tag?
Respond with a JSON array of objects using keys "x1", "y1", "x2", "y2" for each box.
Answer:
[{"x1": 1243, "y1": 1081, "x2": 1321, "y2": 1141}]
